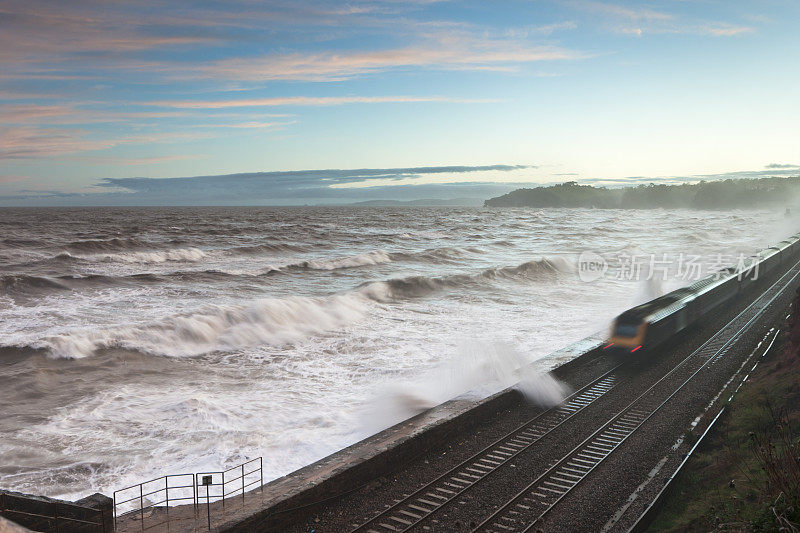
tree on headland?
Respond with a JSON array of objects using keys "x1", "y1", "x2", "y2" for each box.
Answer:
[{"x1": 484, "y1": 176, "x2": 800, "y2": 209}]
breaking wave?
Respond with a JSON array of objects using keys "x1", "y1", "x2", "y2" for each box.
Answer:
[
  {"x1": 71, "y1": 248, "x2": 207, "y2": 264},
  {"x1": 19, "y1": 292, "x2": 373, "y2": 359},
  {"x1": 390, "y1": 246, "x2": 480, "y2": 264},
  {"x1": 289, "y1": 250, "x2": 392, "y2": 270},
  {"x1": 362, "y1": 257, "x2": 571, "y2": 300},
  {"x1": 282, "y1": 247, "x2": 484, "y2": 272}
]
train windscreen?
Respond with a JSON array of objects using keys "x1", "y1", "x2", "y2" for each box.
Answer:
[{"x1": 614, "y1": 323, "x2": 639, "y2": 337}]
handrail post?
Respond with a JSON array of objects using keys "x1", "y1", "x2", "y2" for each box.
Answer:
[
  {"x1": 260, "y1": 457, "x2": 263, "y2": 491},
  {"x1": 205, "y1": 480, "x2": 211, "y2": 530},
  {"x1": 53, "y1": 501, "x2": 59, "y2": 533},
  {"x1": 165, "y1": 476, "x2": 170, "y2": 521},
  {"x1": 139, "y1": 483, "x2": 144, "y2": 532},
  {"x1": 241, "y1": 464, "x2": 246, "y2": 502}
]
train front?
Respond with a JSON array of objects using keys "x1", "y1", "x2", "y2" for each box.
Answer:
[{"x1": 606, "y1": 313, "x2": 646, "y2": 353}]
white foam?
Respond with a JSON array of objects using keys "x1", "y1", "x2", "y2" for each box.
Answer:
[
  {"x1": 35, "y1": 292, "x2": 373, "y2": 358},
  {"x1": 76, "y1": 248, "x2": 207, "y2": 264},
  {"x1": 298, "y1": 250, "x2": 391, "y2": 270}
]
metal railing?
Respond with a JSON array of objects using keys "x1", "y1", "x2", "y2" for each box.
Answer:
[
  {"x1": 1, "y1": 492, "x2": 107, "y2": 532},
  {"x1": 195, "y1": 458, "x2": 263, "y2": 529},
  {"x1": 113, "y1": 457, "x2": 263, "y2": 531},
  {"x1": 113, "y1": 473, "x2": 196, "y2": 531},
  {"x1": 196, "y1": 458, "x2": 263, "y2": 506}
]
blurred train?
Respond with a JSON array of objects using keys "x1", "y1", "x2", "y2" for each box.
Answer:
[{"x1": 607, "y1": 234, "x2": 800, "y2": 353}]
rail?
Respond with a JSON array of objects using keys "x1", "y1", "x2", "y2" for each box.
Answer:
[
  {"x1": 472, "y1": 259, "x2": 800, "y2": 532},
  {"x1": 1, "y1": 491, "x2": 107, "y2": 533},
  {"x1": 349, "y1": 366, "x2": 623, "y2": 532},
  {"x1": 195, "y1": 457, "x2": 263, "y2": 507},
  {"x1": 195, "y1": 458, "x2": 264, "y2": 529},
  {"x1": 112, "y1": 457, "x2": 262, "y2": 531},
  {"x1": 627, "y1": 327, "x2": 782, "y2": 533},
  {"x1": 113, "y1": 473, "x2": 196, "y2": 531}
]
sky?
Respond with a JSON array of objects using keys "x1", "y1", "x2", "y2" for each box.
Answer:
[{"x1": 0, "y1": 0, "x2": 799, "y2": 205}]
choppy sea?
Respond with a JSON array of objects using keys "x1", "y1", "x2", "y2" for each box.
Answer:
[{"x1": 0, "y1": 206, "x2": 794, "y2": 499}]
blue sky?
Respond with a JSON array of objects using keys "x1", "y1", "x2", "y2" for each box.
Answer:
[{"x1": 1, "y1": 0, "x2": 799, "y2": 205}]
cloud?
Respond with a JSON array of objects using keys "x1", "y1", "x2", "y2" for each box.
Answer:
[
  {"x1": 0, "y1": 91, "x2": 60, "y2": 100},
  {"x1": 0, "y1": 126, "x2": 211, "y2": 159},
  {"x1": 191, "y1": 121, "x2": 296, "y2": 129},
  {"x1": 0, "y1": 104, "x2": 77, "y2": 122},
  {"x1": 0, "y1": 3, "x2": 218, "y2": 66},
  {"x1": 571, "y1": 1, "x2": 754, "y2": 37},
  {"x1": 66, "y1": 155, "x2": 203, "y2": 166},
  {"x1": 504, "y1": 21, "x2": 578, "y2": 39},
  {"x1": 99, "y1": 165, "x2": 531, "y2": 192},
  {"x1": 0, "y1": 164, "x2": 535, "y2": 205},
  {"x1": 193, "y1": 33, "x2": 583, "y2": 82},
  {"x1": 0, "y1": 1, "x2": 584, "y2": 84},
  {"x1": 147, "y1": 95, "x2": 495, "y2": 109},
  {"x1": 0, "y1": 175, "x2": 30, "y2": 184},
  {"x1": 574, "y1": 1, "x2": 673, "y2": 22},
  {"x1": 0, "y1": 127, "x2": 118, "y2": 159},
  {"x1": 698, "y1": 24, "x2": 754, "y2": 37}
]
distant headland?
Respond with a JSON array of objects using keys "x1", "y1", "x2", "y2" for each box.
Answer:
[{"x1": 484, "y1": 176, "x2": 800, "y2": 209}]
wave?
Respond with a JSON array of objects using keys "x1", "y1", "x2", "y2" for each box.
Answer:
[
  {"x1": 1, "y1": 274, "x2": 70, "y2": 294},
  {"x1": 3, "y1": 257, "x2": 568, "y2": 357},
  {"x1": 362, "y1": 257, "x2": 571, "y2": 300},
  {"x1": 10, "y1": 247, "x2": 208, "y2": 270},
  {"x1": 73, "y1": 248, "x2": 207, "y2": 264},
  {"x1": 2, "y1": 238, "x2": 41, "y2": 247},
  {"x1": 16, "y1": 292, "x2": 373, "y2": 359},
  {"x1": 283, "y1": 247, "x2": 485, "y2": 271},
  {"x1": 288, "y1": 250, "x2": 392, "y2": 270},
  {"x1": 390, "y1": 246, "x2": 477, "y2": 264},
  {"x1": 0, "y1": 268, "x2": 279, "y2": 297},
  {"x1": 65, "y1": 238, "x2": 146, "y2": 253},
  {"x1": 1, "y1": 271, "x2": 254, "y2": 298},
  {"x1": 228, "y1": 243, "x2": 306, "y2": 255}
]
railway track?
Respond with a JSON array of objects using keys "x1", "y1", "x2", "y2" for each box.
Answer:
[
  {"x1": 346, "y1": 260, "x2": 800, "y2": 533},
  {"x1": 472, "y1": 260, "x2": 800, "y2": 533},
  {"x1": 349, "y1": 366, "x2": 625, "y2": 533}
]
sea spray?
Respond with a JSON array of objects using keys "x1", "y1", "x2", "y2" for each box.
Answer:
[{"x1": 360, "y1": 340, "x2": 569, "y2": 435}]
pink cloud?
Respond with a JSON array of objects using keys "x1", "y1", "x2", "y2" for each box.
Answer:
[
  {"x1": 147, "y1": 95, "x2": 496, "y2": 109},
  {"x1": 0, "y1": 127, "x2": 118, "y2": 159},
  {"x1": 0, "y1": 126, "x2": 210, "y2": 159},
  {"x1": 196, "y1": 34, "x2": 583, "y2": 82},
  {"x1": 0, "y1": 175, "x2": 30, "y2": 184},
  {"x1": 67, "y1": 155, "x2": 203, "y2": 165}
]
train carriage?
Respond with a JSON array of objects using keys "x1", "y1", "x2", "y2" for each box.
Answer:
[{"x1": 607, "y1": 233, "x2": 800, "y2": 354}]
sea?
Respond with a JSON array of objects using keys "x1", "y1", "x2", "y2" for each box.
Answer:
[{"x1": 0, "y1": 206, "x2": 795, "y2": 500}]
